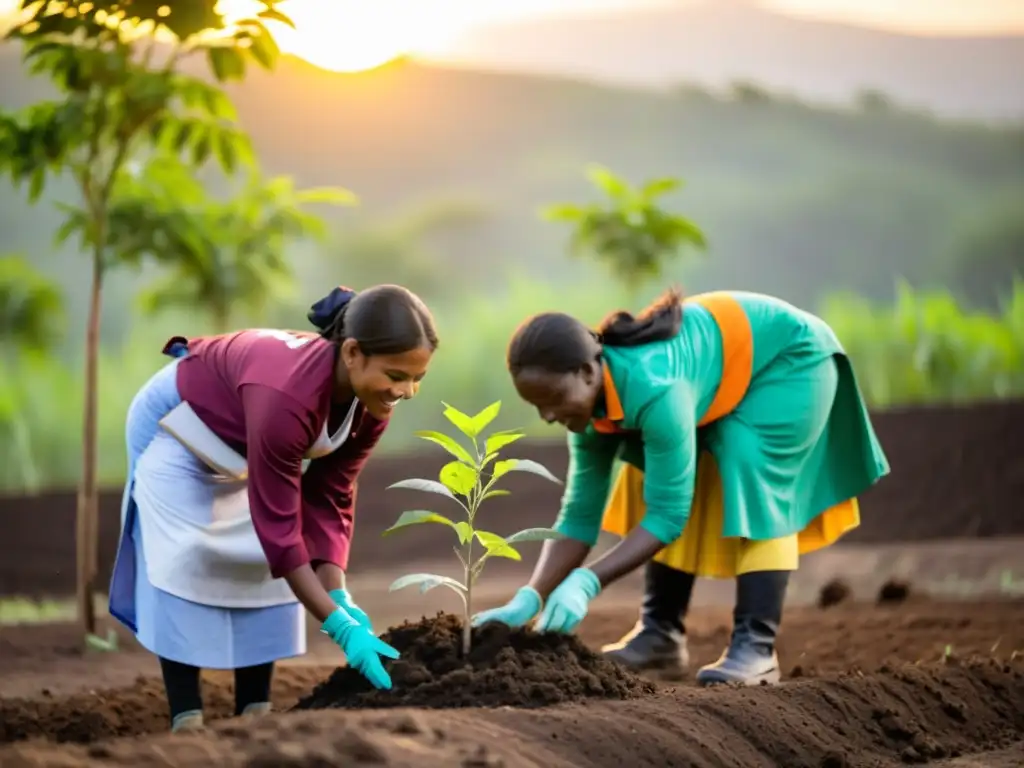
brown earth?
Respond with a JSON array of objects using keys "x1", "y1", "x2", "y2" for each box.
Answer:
[
  {"x1": 2, "y1": 655, "x2": 1023, "y2": 767},
  {"x1": 2, "y1": 596, "x2": 1023, "y2": 765},
  {"x1": 2, "y1": 398, "x2": 1024, "y2": 599},
  {"x1": 1, "y1": 402, "x2": 1023, "y2": 765},
  {"x1": 294, "y1": 613, "x2": 655, "y2": 710}
]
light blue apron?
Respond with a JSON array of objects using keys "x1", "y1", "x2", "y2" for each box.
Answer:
[{"x1": 107, "y1": 346, "x2": 305, "y2": 669}]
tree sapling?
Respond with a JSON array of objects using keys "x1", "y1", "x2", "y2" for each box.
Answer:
[{"x1": 385, "y1": 401, "x2": 564, "y2": 655}]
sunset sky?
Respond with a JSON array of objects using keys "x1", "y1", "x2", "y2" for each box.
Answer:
[{"x1": 1, "y1": 0, "x2": 1022, "y2": 73}]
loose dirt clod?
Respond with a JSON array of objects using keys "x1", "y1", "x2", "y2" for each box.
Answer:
[
  {"x1": 294, "y1": 612, "x2": 656, "y2": 710},
  {"x1": 818, "y1": 578, "x2": 852, "y2": 608},
  {"x1": 878, "y1": 578, "x2": 912, "y2": 604}
]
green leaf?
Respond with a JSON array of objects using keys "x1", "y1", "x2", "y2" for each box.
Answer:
[
  {"x1": 639, "y1": 177, "x2": 680, "y2": 200},
  {"x1": 28, "y1": 167, "x2": 45, "y2": 202},
  {"x1": 172, "y1": 121, "x2": 194, "y2": 154},
  {"x1": 469, "y1": 401, "x2": 501, "y2": 435},
  {"x1": 207, "y1": 47, "x2": 247, "y2": 82},
  {"x1": 454, "y1": 521, "x2": 473, "y2": 545},
  {"x1": 258, "y1": 8, "x2": 297, "y2": 28},
  {"x1": 504, "y1": 527, "x2": 566, "y2": 545},
  {"x1": 415, "y1": 430, "x2": 475, "y2": 465},
  {"x1": 382, "y1": 510, "x2": 458, "y2": 536},
  {"x1": 474, "y1": 531, "x2": 522, "y2": 561},
  {"x1": 191, "y1": 131, "x2": 211, "y2": 166},
  {"x1": 213, "y1": 131, "x2": 237, "y2": 174},
  {"x1": 481, "y1": 489, "x2": 510, "y2": 502},
  {"x1": 484, "y1": 429, "x2": 524, "y2": 455},
  {"x1": 474, "y1": 530, "x2": 506, "y2": 548},
  {"x1": 389, "y1": 573, "x2": 467, "y2": 600},
  {"x1": 503, "y1": 458, "x2": 563, "y2": 485},
  {"x1": 387, "y1": 478, "x2": 457, "y2": 501},
  {"x1": 491, "y1": 458, "x2": 517, "y2": 481},
  {"x1": 53, "y1": 216, "x2": 83, "y2": 247},
  {"x1": 441, "y1": 401, "x2": 479, "y2": 439},
  {"x1": 439, "y1": 461, "x2": 477, "y2": 497},
  {"x1": 586, "y1": 164, "x2": 633, "y2": 202},
  {"x1": 540, "y1": 203, "x2": 585, "y2": 222},
  {"x1": 245, "y1": 20, "x2": 281, "y2": 69}
]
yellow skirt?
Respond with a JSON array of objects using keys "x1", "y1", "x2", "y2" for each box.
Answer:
[{"x1": 601, "y1": 457, "x2": 860, "y2": 578}]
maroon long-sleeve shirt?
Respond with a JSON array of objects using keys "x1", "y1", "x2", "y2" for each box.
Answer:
[{"x1": 173, "y1": 329, "x2": 387, "y2": 578}]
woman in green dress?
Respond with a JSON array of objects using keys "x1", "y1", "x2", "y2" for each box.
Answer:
[{"x1": 472, "y1": 289, "x2": 890, "y2": 685}]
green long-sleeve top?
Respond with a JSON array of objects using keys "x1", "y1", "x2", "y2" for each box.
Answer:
[{"x1": 552, "y1": 292, "x2": 845, "y2": 546}]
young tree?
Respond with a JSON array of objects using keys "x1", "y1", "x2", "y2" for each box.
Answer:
[
  {"x1": 0, "y1": 0, "x2": 293, "y2": 639},
  {"x1": 541, "y1": 164, "x2": 708, "y2": 300},
  {"x1": 136, "y1": 170, "x2": 357, "y2": 332}
]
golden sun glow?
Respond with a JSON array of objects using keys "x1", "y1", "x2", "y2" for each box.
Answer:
[{"x1": 220, "y1": 0, "x2": 457, "y2": 74}]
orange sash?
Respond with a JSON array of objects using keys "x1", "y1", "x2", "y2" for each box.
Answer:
[{"x1": 592, "y1": 292, "x2": 754, "y2": 433}]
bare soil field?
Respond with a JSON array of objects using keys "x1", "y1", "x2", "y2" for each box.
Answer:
[
  {"x1": 2, "y1": 586, "x2": 1023, "y2": 767},
  {"x1": 1, "y1": 400, "x2": 1023, "y2": 765}
]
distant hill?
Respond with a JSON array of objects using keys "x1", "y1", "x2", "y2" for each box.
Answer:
[
  {"x1": 439, "y1": 1, "x2": 1024, "y2": 121},
  {"x1": 2, "y1": 43, "x2": 1023, "y2": 341}
]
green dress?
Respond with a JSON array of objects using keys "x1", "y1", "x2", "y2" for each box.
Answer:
[{"x1": 554, "y1": 291, "x2": 891, "y2": 547}]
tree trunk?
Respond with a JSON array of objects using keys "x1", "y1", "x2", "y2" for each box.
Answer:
[{"x1": 76, "y1": 252, "x2": 103, "y2": 638}]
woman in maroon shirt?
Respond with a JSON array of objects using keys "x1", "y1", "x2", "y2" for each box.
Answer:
[{"x1": 108, "y1": 284, "x2": 438, "y2": 732}]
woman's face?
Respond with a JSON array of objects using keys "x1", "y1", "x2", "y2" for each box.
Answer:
[
  {"x1": 340, "y1": 340, "x2": 433, "y2": 420},
  {"x1": 513, "y1": 362, "x2": 603, "y2": 434}
]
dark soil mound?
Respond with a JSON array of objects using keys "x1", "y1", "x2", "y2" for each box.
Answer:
[
  {"x1": 294, "y1": 612, "x2": 655, "y2": 710},
  {"x1": 817, "y1": 578, "x2": 852, "y2": 609}
]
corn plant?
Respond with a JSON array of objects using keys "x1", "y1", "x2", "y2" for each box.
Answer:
[{"x1": 385, "y1": 401, "x2": 564, "y2": 654}]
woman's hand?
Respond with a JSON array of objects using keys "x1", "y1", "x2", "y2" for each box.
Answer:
[
  {"x1": 471, "y1": 586, "x2": 542, "y2": 628},
  {"x1": 534, "y1": 568, "x2": 602, "y2": 634},
  {"x1": 322, "y1": 608, "x2": 399, "y2": 690},
  {"x1": 330, "y1": 588, "x2": 374, "y2": 632}
]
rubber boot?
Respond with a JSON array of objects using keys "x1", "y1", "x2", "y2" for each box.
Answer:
[
  {"x1": 240, "y1": 702, "x2": 272, "y2": 717},
  {"x1": 602, "y1": 561, "x2": 695, "y2": 678},
  {"x1": 696, "y1": 570, "x2": 790, "y2": 687},
  {"x1": 170, "y1": 709, "x2": 205, "y2": 733}
]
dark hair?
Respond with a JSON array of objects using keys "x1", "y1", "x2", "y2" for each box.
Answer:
[
  {"x1": 507, "y1": 288, "x2": 682, "y2": 375},
  {"x1": 596, "y1": 288, "x2": 683, "y2": 347},
  {"x1": 308, "y1": 284, "x2": 438, "y2": 356}
]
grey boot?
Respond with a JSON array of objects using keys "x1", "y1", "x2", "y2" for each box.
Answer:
[
  {"x1": 602, "y1": 561, "x2": 694, "y2": 677},
  {"x1": 697, "y1": 570, "x2": 790, "y2": 687},
  {"x1": 171, "y1": 709, "x2": 205, "y2": 733}
]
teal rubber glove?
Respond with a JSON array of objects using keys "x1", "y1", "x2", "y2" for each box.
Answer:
[
  {"x1": 533, "y1": 568, "x2": 602, "y2": 634},
  {"x1": 329, "y1": 588, "x2": 373, "y2": 632},
  {"x1": 470, "y1": 586, "x2": 542, "y2": 628},
  {"x1": 321, "y1": 607, "x2": 399, "y2": 690}
]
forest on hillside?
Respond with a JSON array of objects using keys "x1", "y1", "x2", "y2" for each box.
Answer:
[{"x1": 1, "y1": 15, "x2": 1023, "y2": 493}]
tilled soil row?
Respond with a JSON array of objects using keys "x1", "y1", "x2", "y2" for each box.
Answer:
[
  {"x1": 1, "y1": 658, "x2": 1022, "y2": 768},
  {"x1": 3, "y1": 597, "x2": 1024, "y2": 746}
]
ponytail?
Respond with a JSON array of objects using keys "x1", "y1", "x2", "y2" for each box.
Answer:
[
  {"x1": 308, "y1": 285, "x2": 358, "y2": 340},
  {"x1": 596, "y1": 288, "x2": 684, "y2": 348}
]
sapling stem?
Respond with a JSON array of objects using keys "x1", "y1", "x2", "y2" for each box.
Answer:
[
  {"x1": 461, "y1": 438, "x2": 482, "y2": 657},
  {"x1": 462, "y1": 536, "x2": 473, "y2": 656}
]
